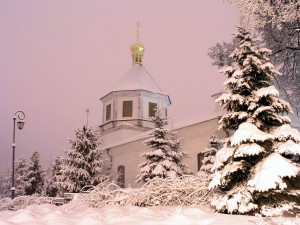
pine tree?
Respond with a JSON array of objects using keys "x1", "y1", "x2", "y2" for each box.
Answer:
[
  {"x1": 136, "y1": 110, "x2": 190, "y2": 183},
  {"x1": 58, "y1": 125, "x2": 110, "y2": 193},
  {"x1": 197, "y1": 134, "x2": 221, "y2": 183},
  {"x1": 45, "y1": 155, "x2": 63, "y2": 197},
  {"x1": 15, "y1": 156, "x2": 28, "y2": 196},
  {"x1": 24, "y1": 150, "x2": 45, "y2": 195},
  {"x1": 209, "y1": 27, "x2": 300, "y2": 216}
]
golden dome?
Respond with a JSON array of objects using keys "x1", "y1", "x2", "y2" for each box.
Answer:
[
  {"x1": 130, "y1": 42, "x2": 144, "y2": 65},
  {"x1": 130, "y1": 42, "x2": 145, "y2": 54}
]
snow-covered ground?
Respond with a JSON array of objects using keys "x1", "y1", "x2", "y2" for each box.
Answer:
[{"x1": 0, "y1": 204, "x2": 299, "y2": 225}]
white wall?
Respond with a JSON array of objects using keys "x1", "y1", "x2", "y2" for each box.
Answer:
[
  {"x1": 109, "y1": 117, "x2": 222, "y2": 188},
  {"x1": 101, "y1": 127, "x2": 146, "y2": 147}
]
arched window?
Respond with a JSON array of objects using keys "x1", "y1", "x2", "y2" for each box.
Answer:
[
  {"x1": 106, "y1": 104, "x2": 111, "y2": 121},
  {"x1": 197, "y1": 152, "x2": 205, "y2": 171},
  {"x1": 117, "y1": 165, "x2": 125, "y2": 188}
]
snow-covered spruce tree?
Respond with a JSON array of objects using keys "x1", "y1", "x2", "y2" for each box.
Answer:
[
  {"x1": 209, "y1": 27, "x2": 300, "y2": 216},
  {"x1": 58, "y1": 125, "x2": 110, "y2": 193},
  {"x1": 197, "y1": 134, "x2": 221, "y2": 184},
  {"x1": 15, "y1": 156, "x2": 28, "y2": 196},
  {"x1": 168, "y1": 130, "x2": 191, "y2": 175},
  {"x1": 136, "y1": 110, "x2": 190, "y2": 183},
  {"x1": 0, "y1": 168, "x2": 11, "y2": 197},
  {"x1": 45, "y1": 155, "x2": 63, "y2": 197},
  {"x1": 24, "y1": 150, "x2": 45, "y2": 195}
]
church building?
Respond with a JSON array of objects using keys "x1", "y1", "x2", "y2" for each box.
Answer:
[
  {"x1": 99, "y1": 27, "x2": 300, "y2": 188},
  {"x1": 98, "y1": 27, "x2": 226, "y2": 188}
]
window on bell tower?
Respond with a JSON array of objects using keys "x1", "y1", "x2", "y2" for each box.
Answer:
[
  {"x1": 148, "y1": 102, "x2": 157, "y2": 117},
  {"x1": 123, "y1": 101, "x2": 133, "y2": 117},
  {"x1": 106, "y1": 104, "x2": 111, "y2": 121}
]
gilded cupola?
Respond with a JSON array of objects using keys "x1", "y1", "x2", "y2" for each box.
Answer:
[{"x1": 131, "y1": 22, "x2": 144, "y2": 65}]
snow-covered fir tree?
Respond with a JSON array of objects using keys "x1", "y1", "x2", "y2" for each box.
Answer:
[
  {"x1": 197, "y1": 134, "x2": 221, "y2": 184},
  {"x1": 0, "y1": 167, "x2": 11, "y2": 197},
  {"x1": 24, "y1": 150, "x2": 45, "y2": 195},
  {"x1": 168, "y1": 130, "x2": 191, "y2": 175},
  {"x1": 58, "y1": 125, "x2": 110, "y2": 193},
  {"x1": 15, "y1": 156, "x2": 28, "y2": 196},
  {"x1": 209, "y1": 27, "x2": 300, "y2": 216},
  {"x1": 136, "y1": 109, "x2": 190, "y2": 183},
  {"x1": 45, "y1": 155, "x2": 63, "y2": 197}
]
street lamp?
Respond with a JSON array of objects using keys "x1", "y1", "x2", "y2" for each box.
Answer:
[{"x1": 11, "y1": 110, "x2": 25, "y2": 199}]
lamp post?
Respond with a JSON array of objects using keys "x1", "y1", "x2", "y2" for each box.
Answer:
[{"x1": 11, "y1": 110, "x2": 25, "y2": 199}]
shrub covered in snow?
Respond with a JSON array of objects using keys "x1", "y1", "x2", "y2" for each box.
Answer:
[
  {"x1": 76, "y1": 175, "x2": 209, "y2": 208},
  {"x1": 210, "y1": 27, "x2": 300, "y2": 216},
  {"x1": 0, "y1": 195, "x2": 52, "y2": 211}
]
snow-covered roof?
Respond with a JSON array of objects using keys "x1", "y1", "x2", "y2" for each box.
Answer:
[{"x1": 110, "y1": 64, "x2": 165, "y2": 94}]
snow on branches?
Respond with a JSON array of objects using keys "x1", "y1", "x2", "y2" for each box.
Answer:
[
  {"x1": 248, "y1": 153, "x2": 299, "y2": 192},
  {"x1": 210, "y1": 28, "x2": 300, "y2": 216},
  {"x1": 217, "y1": 27, "x2": 292, "y2": 132},
  {"x1": 224, "y1": 0, "x2": 300, "y2": 29},
  {"x1": 24, "y1": 150, "x2": 45, "y2": 195},
  {"x1": 136, "y1": 109, "x2": 191, "y2": 183},
  {"x1": 197, "y1": 134, "x2": 221, "y2": 184},
  {"x1": 76, "y1": 176, "x2": 209, "y2": 208},
  {"x1": 57, "y1": 125, "x2": 111, "y2": 193},
  {"x1": 220, "y1": 0, "x2": 300, "y2": 107}
]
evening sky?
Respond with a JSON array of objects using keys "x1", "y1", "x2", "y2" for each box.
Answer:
[{"x1": 0, "y1": 0, "x2": 237, "y2": 168}]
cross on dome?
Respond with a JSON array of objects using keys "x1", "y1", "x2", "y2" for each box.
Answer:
[
  {"x1": 85, "y1": 108, "x2": 90, "y2": 126},
  {"x1": 135, "y1": 21, "x2": 141, "y2": 43}
]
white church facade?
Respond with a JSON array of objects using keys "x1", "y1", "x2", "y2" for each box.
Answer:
[{"x1": 99, "y1": 31, "x2": 300, "y2": 188}]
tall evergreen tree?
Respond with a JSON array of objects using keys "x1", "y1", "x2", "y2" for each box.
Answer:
[
  {"x1": 136, "y1": 110, "x2": 190, "y2": 183},
  {"x1": 58, "y1": 125, "x2": 110, "y2": 193},
  {"x1": 197, "y1": 134, "x2": 221, "y2": 184},
  {"x1": 24, "y1": 150, "x2": 45, "y2": 195},
  {"x1": 209, "y1": 27, "x2": 300, "y2": 216},
  {"x1": 15, "y1": 156, "x2": 28, "y2": 196}
]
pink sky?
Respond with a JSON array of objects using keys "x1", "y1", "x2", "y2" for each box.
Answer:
[{"x1": 0, "y1": 0, "x2": 237, "y2": 168}]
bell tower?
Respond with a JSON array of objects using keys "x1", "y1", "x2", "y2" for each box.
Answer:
[{"x1": 99, "y1": 23, "x2": 171, "y2": 146}]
